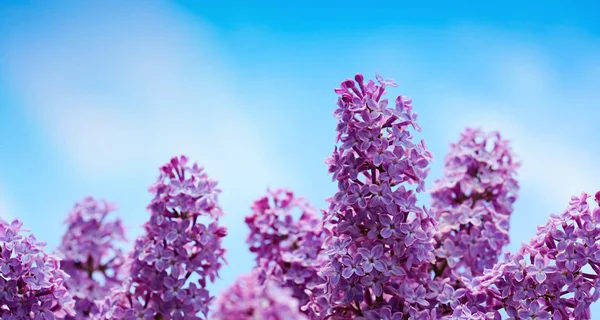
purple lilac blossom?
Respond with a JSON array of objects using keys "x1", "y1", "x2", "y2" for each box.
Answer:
[
  {"x1": 318, "y1": 73, "x2": 436, "y2": 318},
  {"x1": 0, "y1": 218, "x2": 75, "y2": 318},
  {"x1": 428, "y1": 129, "x2": 519, "y2": 290},
  {"x1": 212, "y1": 270, "x2": 307, "y2": 320},
  {"x1": 95, "y1": 156, "x2": 227, "y2": 320},
  {"x1": 462, "y1": 191, "x2": 600, "y2": 319},
  {"x1": 56, "y1": 197, "x2": 127, "y2": 319},
  {"x1": 245, "y1": 188, "x2": 326, "y2": 317}
]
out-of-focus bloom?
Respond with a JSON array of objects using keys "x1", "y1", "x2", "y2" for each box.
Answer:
[
  {"x1": 429, "y1": 129, "x2": 519, "y2": 284},
  {"x1": 56, "y1": 197, "x2": 127, "y2": 319},
  {"x1": 212, "y1": 270, "x2": 307, "y2": 320},
  {"x1": 246, "y1": 189, "x2": 326, "y2": 317}
]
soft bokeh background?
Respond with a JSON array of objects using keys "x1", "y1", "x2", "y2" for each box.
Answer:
[{"x1": 1, "y1": 0, "x2": 599, "y2": 309}]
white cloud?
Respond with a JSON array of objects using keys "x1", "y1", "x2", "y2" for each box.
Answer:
[{"x1": 0, "y1": 2, "x2": 294, "y2": 189}]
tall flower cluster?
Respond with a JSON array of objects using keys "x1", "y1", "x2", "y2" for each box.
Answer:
[
  {"x1": 319, "y1": 74, "x2": 435, "y2": 318},
  {"x1": 0, "y1": 218, "x2": 75, "y2": 318},
  {"x1": 7, "y1": 71, "x2": 600, "y2": 320},
  {"x1": 464, "y1": 191, "x2": 600, "y2": 319},
  {"x1": 56, "y1": 197, "x2": 127, "y2": 319},
  {"x1": 212, "y1": 270, "x2": 307, "y2": 320},
  {"x1": 429, "y1": 128, "x2": 519, "y2": 281},
  {"x1": 97, "y1": 156, "x2": 227, "y2": 319},
  {"x1": 245, "y1": 189, "x2": 326, "y2": 316}
]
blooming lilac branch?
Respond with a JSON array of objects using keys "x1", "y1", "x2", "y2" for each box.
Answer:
[
  {"x1": 245, "y1": 188, "x2": 326, "y2": 317},
  {"x1": 5, "y1": 71, "x2": 600, "y2": 320},
  {"x1": 462, "y1": 191, "x2": 600, "y2": 319},
  {"x1": 0, "y1": 218, "x2": 75, "y2": 318},
  {"x1": 318, "y1": 73, "x2": 436, "y2": 318},
  {"x1": 429, "y1": 129, "x2": 519, "y2": 282},
  {"x1": 213, "y1": 270, "x2": 307, "y2": 320},
  {"x1": 96, "y1": 156, "x2": 227, "y2": 320},
  {"x1": 56, "y1": 197, "x2": 127, "y2": 319}
]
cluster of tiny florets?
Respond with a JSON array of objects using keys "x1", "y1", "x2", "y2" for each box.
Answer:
[
  {"x1": 245, "y1": 188, "x2": 326, "y2": 317},
  {"x1": 4, "y1": 73, "x2": 600, "y2": 320},
  {"x1": 56, "y1": 197, "x2": 127, "y2": 319},
  {"x1": 96, "y1": 156, "x2": 227, "y2": 319},
  {"x1": 318, "y1": 73, "x2": 436, "y2": 318},
  {"x1": 429, "y1": 128, "x2": 519, "y2": 282},
  {"x1": 462, "y1": 191, "x2": 600, "y2": 319},
  {"x1": 0, "y1": 218, "x2": 75, "y2": 319}
]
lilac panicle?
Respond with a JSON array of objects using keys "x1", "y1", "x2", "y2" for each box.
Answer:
[
  {"x1": 212, "y1": 270, "x2": 307, "y2": 320},
  {"x1": 0, "y1": 217, "x2": 75, "y2": 318},
  {"x1": 96, "y1": 156, "x2": 227, "y2": 320},
  {"x1": 462, "y1": 191, "x2": 600, "y2": 319},
  {"x1": 430, "y1": 128, "x2": 519, "y2": 281},
  {"x1": 319, "y1": 73, "x2": 435, "y2": 318},
  {"x1": 245, "y1": 188, "x2": 326, "y2": 317},
  {"x1": 56, "y1": 197, "x2": 127, "y2": 319}
]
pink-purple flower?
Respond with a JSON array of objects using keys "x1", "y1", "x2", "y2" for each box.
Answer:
[
  {"x1": 95, "y1": 156, "x2": 227, "y2": 319},
  {"x1": 462, "y1": 192, "x2": 600, "y2": 319},
  {"x1": 213, "y1": 270, "x2": 307, "y2": 320},
  {"x1": 4, "y1": 72, "x2": 600, "y2": 320},
  {"x1": 429, "y1": 128, "x2": 519, "y2": 286},
  {"x1": 56, "y1": 197, "x2": 127, "y2": 319},
  {"x1": 319, "y1": 73, "x2": 435, "y2": 318},
  {"x1": 245, "y1": 189, "x2": 326, "y2": 317}
]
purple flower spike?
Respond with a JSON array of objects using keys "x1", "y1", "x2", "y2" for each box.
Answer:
[
  {"x1": 0, "y1": 218, "x2": 75, "y2": 318},
  {"x1": 95, "y1": 156, "x2": 227, "y2": 319},
  {"x1": 56, "y1": 197, "x2": 127, "y2": 319},
  {"x1": 245, "y1": 189, "x2": 325, "y2": 317},
  {"x1": 429, "y1": 129, "x2": 519, "y2": 287},
  {"x1": 320, "y1": 74, "x2": 436, "y2": 318},
  {"x1": 464, "y1": 191, "x2": 600, "y2": 319}
]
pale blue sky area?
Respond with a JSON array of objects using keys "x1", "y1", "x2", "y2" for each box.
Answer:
[{"x1": 1, "y1": 0, "x2": 599, "y2": 305}]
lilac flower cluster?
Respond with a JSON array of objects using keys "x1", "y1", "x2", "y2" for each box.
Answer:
[
  {"x1": 6, "y1": 72, "x2": 600, "y2": 320},
  {"x1": 0, "y1": 218, "x2": 75, "y2": 319},
  {"x1": 463, "y1": 191, "x2": 600, "y2": 319},
  {"x1": 96, "y1": 156, "x2": 227, "y2": 319},
  {"x1": 318, "y1": 74, "x2": 436, "y2": 318},
  {"x1": 430, "y1": 128, "x2": 519, "y2": 281},
  {"x1": 56, "y1": 197, "x2": 127, "y2": 319},
  {"x1": 212, "y1": 270, "x2": 307, "y2": 320},
  {"x1": 245, "y1": 189, "x2": 326, "y2": 317}
]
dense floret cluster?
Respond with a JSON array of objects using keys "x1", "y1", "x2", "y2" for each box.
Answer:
[
  {"x1": 56, "y1": 197, "x2": 127, "y2": 319},
  {"x1": 245, "y1": 188, "x2": 326, "y2": 317},
  {"x1": 96, "y1": 156, "x2": 227, "y2": 319},
  {"x1": 429, "y1": 128, "x2": 520, "y2": 282},
  {"x1": 318, "y1": 74, "x2": 436, "y2": 318},
  {"x1": 462, "y1": 192, "x2": 600, "y2": 319},
  {"x1": 2, "y1": 73, "x2": 599, "y2": 319},
  {"x1": 0, "y1": 218, "x2": 75, "y2": 319}
]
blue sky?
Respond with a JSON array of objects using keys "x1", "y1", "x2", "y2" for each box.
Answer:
[{"x1": 1, "y1": 0, "x2": 599, "y2": 305}]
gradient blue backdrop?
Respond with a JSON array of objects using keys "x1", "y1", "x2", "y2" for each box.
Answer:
[{"x1": 1, "y1": 0, "x2": 599, "y2": 312}]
